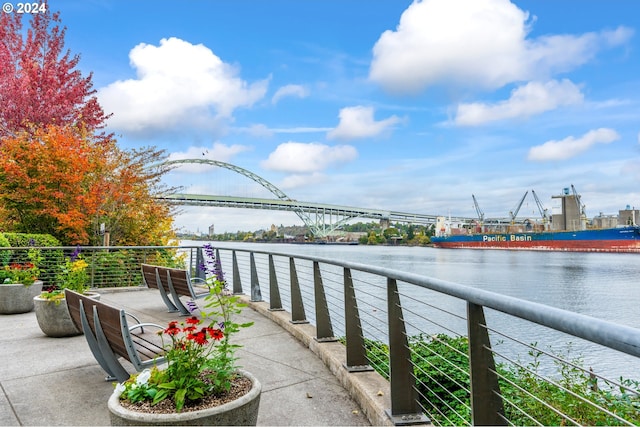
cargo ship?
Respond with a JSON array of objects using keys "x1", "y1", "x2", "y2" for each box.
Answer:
[{"x1": 431, "y1": 187, "x2": 640, "y2": 253}]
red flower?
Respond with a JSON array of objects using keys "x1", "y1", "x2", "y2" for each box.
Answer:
[
  {"x1": 208, "y1": 327, "x2": 224, "y2": 341},
  {"x1": 164, "y1": 324, "x2": 180, "y2": 336},
  {"x1": 183, "y1": 325, "x2": 197, "y2": 333},
  {"x1": 186, "y1": 316, "x2": 200, "y2": 325},
  {"x1": 191, "y1": 331, "x2": 208, "y2": 345}
]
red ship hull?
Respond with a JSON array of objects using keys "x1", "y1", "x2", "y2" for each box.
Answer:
[{"x1": 431, "y1": 226, "x2": 640, "y2": 253}]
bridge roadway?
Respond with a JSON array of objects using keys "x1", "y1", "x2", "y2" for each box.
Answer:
[
  {"x1": 159, "y1": 159, "x2": 475, "y2": 237},
  {"x1": 158, "y1": 193, "x2": 472, "y2": 227}
]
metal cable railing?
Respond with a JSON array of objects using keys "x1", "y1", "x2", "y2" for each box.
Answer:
[
  {"x1": 2, "y1": 244, "x2": 639, "y2": 425},
  {"x1": 0, "y1": 246, "x2": 199, "y2": 289},
  {"x1": 216, "y1": 246, "x2": 640, "y2": 426}
]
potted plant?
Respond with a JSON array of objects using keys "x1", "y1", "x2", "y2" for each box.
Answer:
[
  {"x1": 34, "y1": 247, "x2": 98, "y2": 337},
  {"x1": 108, "y1": 244, "x2": 261, "y2": 426},
  {"x1": 0, "y1": 249, "x2": 43, "y2": 314}
]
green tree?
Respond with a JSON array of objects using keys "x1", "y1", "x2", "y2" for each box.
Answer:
[
  {"x1": 383, "y1": 227, "x2": 399, "y2": 239},
  {"x1": 407, "y1": 225, "x2": 415, "y2": 240},
  {"x1": 367, "y1": 231, "x2": 378, "y2": 245}
]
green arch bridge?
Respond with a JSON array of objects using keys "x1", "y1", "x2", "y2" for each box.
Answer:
[{"x1": 157, "y1": 159, "x2": 471, "y2": 238}]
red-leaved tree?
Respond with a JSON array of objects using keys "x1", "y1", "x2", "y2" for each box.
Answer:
[{"x1": 0, "y1": 6, "x2": 110, "y2": 139}]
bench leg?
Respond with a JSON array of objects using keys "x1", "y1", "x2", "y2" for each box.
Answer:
[
  {"x1": 78, "y1": 300, "x2": 118, "y2": 381},
  {"x1": 165, "y1": 271, "x2": 192, "y2": 316},
  {"x1": 154, "y1": 269, "x2": 179, "y2": 313},
  {"x1": 171, "y1": 293, "x2": 191, "y2": 316},
  {"x1": 93, "y1": 306, "x2": 132, "y2": 383}
]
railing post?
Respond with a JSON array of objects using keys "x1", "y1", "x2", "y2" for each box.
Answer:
[
  {"x1": 232, "y1": 250, "x2": 243, "y2": 294},
  {"x1": 89, "y1": 248, "x2": 96, "y2": 288},
  {"x1": 249, "y1": 252, "x2": 262, "y2": 302},
  {"x1": 195, "y1": 247, "x2": 206, "y2": 280},
  {"x1": 289, "y1": 257, "x2": 308, "y2": 324},
  {"x1": 268, "y1": 254, "x2": 284, "y2": 311},
  {"x1": 467, "y1": 302, "x2": 506, "y2": 426},
  {"x1": 343, "y1": 267, "x2": 373, "y2": 372},
  {"x1": 313, "y1": 261, "x2": 336, "y2": 342},
  {"x1": 214, "y1": 248, "x2": 222, "y2": 280},
  {"x1": 386, "y1": 278, "x2": 429, "y2": 425}
]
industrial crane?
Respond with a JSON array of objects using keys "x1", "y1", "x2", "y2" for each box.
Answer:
[
  {"x1": 531, "y1": 190, "x2": 548, "y2": 222},
  {"x1": 509, "y1": 191, "x2": 529, "y2": 224},
  {"x1": 571, "y1": 184, "x2": 586, "y2": 216},
  {"x1": 472, "y1": 194, "x2": 484, "y2": 223}
]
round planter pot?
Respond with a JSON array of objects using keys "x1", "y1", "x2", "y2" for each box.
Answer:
[
  {"x1": 108, "y1": 370, "x2": 262, "y2": 426},
  {"x1": 33, "y1": 291, "x2": 100, "y2": 337},
  {"x1": 0, "y1": 281, "x2": 43, "y2": 314}
]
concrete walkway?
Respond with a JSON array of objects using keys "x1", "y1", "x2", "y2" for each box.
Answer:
[{"x1": 0, "y1": 288, "x2": 375, "y2": 426}]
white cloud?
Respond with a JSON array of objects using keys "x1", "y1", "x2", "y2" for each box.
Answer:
[
  {"x1": 235, "y1": 124, "x2": 274, "y2": 137},
  {"x1": 279, "y1": 172, "x2": 327, "y2": 190},
  {"x1": 234, "y1": 125, "x2": 333, "y2": 136},
  {"x1": 369, "y1": 0, "x2": 633, "y2": 94},
  {"x1": 98, "y1": 37, "x2": 269, "y2": 134},
  {"x1": 261, "y1": 142, "x2": 358, "y2": 173},
  {"x1": 327, "y1": 106, "x2": 403, "y2": 140},
  {"x1": 167, "y1": 142, "x2": 250, "y2": 173},
  {"x1": 528, "y1": 128, "x2": 620, "y2": 161},
  {"x1": 455, "y1": 79, "x2": 584, "y2": 125},
  {"x1": 272, "y1": 84, "x2": 309, "y2": 104},
  {"x1": 271, "y1": 127, "x2": 333, "y2": 134}
]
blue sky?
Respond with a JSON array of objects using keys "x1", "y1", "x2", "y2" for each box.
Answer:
[{"x1": 46, "y1": 0, "x2": 640, "y2": 233}]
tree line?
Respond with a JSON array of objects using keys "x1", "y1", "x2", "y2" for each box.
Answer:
[{"x1": 180, "y1": 221, "x2": 435, "y2": 245}]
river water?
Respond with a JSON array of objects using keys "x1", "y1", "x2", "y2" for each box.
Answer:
[{"x1": 186, "y1": 241, "x2": 640, "y2": 380}]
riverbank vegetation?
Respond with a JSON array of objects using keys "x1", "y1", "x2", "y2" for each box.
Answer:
[
  {"x1": 359, "y1": 334, "x2": 640, "y2": 425},
  {"x1": 180, "y1": 221, "x2": 435, "y2": 246}
]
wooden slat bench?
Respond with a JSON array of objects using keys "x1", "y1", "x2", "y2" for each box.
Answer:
[
  {"x1": 158, "y1": 266, "x2": 210, "y2": 316},
  {"x1": 65, "y1": 289, "x2": 167, "y2": 382},
  {"x1": 141, "y1": 263, "x2": 179, "y2": 313}
]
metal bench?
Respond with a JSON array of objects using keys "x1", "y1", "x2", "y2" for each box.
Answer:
[
  {"x1": 159, "y1": 266, "x2": 210, "y2": 316},
  {"x1": 141, "y1": 263, "x2": 179, "y2": 313},
  {"x1": 65, "y1": 289, "x2": 167, "y2": 382}
]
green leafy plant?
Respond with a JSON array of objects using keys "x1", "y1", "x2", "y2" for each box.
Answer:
[
  {"x1": 0, "y1": 233, "x2": 11, "y2": 266},
  {"x1": 115, "y1": 244, "x2": 253, "y2": 412},
  {"x1": 359, "y1": 334, "x2": 640, "y2": 426},
  {"x1": 40, "y1": 246, "x2": 89, "y2": 303},
  {"x1": 0, "y1": 248, "x2": 41, "y2": 286},
  {"x1": 91, "y1": 250, "x2": 137, "y2": 288}
]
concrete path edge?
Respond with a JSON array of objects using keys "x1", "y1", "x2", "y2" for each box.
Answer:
[{"x1": 243, "y1": 297, "x2": 395, "y2": 427}]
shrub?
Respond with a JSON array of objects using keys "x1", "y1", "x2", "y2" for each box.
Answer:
[
  {"x1": 1, "y1": 233, "x2": 63, "y2": 286},
  {"x1": 0, "y1": 233, "x2": 11, "y2": 266},
  {"x1": 91, "y1": 250, "x2": 140, "y2": 288},
  {"x1": 2, "y1": 232, "x2": 60, "y2": 247}
]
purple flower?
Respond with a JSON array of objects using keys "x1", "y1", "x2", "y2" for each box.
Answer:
[
  {"x1": 200, "y1": 244, "x2": 228, "y2": 290},
  {"x1": 186, "y1": 300, "x2": 199, "y2": 314},
  {"x1": 70, "y1": 245, "x2": 82, "y2": 261}
]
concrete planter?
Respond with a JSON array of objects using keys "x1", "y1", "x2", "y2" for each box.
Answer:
[
  {"x1": 0, "y1": 281, "x2": 43, "y2": 314},
  {"x1": 33, "y1": 291, "x2": 100, "y2": 337},
  {"x1": 108, "y1": 370, "x2": 262, "y2": 426}
]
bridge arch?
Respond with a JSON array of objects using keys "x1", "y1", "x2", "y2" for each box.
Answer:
[
  {"x1": 163, "y1": 159, "x2": 352, "y2": 237},
  {"x1": 164, "y1": 159, "x2": 290, "y2": 200}
]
